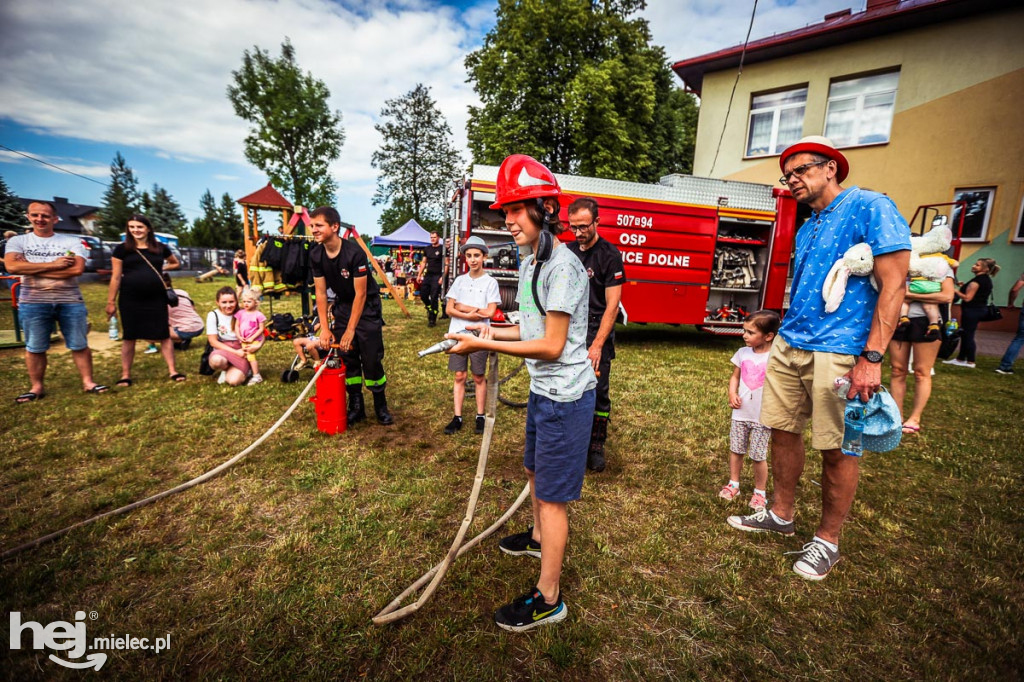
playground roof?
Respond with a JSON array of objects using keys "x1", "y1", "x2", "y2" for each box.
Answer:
[{"x1": 236, "y1": 183, "x2": 292, "y2": 209}]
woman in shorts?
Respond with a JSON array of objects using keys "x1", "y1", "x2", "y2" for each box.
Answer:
[{"x1": 888, "y1": 258, "x2": 955, "y2": 433}]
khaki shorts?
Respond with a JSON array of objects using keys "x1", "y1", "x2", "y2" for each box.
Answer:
[{"x1": 760, "y1": 336, "x2": 856, "y2": 450}]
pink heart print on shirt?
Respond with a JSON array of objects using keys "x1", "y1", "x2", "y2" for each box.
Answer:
[{"x1": 740, "y1": 359, "x2": 766, "y2": 392}]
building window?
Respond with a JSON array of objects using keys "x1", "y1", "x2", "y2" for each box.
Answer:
[
  {"x1": 824, "y1": 71, "x2": 899, "y2": 147},
  {"x1": 745, "y1": 87, "x2": 807, "y2": 157},
  {"x1": 1015, "y1": 194, "x2": 1024, "y2": 242},
  {"x1": 952, "y1": 187, "x2": 996, "y2": 242}
]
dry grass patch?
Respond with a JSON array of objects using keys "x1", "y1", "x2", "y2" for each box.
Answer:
[{"x1": 1, "y1": 279, "x2": 1021, "y2": 679}]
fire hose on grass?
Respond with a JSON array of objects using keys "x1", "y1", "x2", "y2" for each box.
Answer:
[
  {"x1": 0, "y1": 352, "x2": 337, "y2": 561},
  {"x1": 373, "y1": 349, "x2": 529, "y2": 624}
]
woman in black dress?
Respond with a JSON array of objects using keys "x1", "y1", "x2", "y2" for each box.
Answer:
[
  {"x1": 944, "y1": 257, "x2": 1000, "y2": 368},
  {"x1": 105, "y1": 215, "x2": 184, "y2": 384}
]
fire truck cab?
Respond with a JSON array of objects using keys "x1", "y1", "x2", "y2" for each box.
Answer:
[{"x1": 447, "y1": 166, "x2": 799, "y2": 335}]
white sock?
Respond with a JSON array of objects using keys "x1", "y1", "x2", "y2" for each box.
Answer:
[
  {"x1": 812, "y1": 535, "x2": 839, "y2": 553},
  {"x1": 728, "y1": 480, "x2": 739, "y2": 489},
  {"x1": 753, "y1": 488, "x2": 766, "y2": 497},
  {"x1": 769, "y1": 509, "x2": 791, "y2": 524}
]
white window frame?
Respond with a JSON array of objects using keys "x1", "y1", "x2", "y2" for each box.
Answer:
[
  {"x1": 952, "y1": 187, "x2": 996, "y2": 243},
  {"x1": 744, "y1": 86, "x2": 808, "y2": 158},
  {"x1": 1014, "y1": 192, "x2": 1024, "y2": 243},
  {"x1": 824, "y1": 70, "x2": 900, "y2": 148}
]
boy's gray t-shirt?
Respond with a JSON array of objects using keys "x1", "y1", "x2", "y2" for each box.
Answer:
[{"x1": 517, "y1": 243, "x2": 597, "y2": 401}]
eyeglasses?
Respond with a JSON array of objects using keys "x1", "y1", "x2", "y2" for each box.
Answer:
[
  {"x1": 568, "y1": 221, "x2": 596, "y2": 233},
  {"x1": 779, "y1": 160, "x2": 828, "y2": 185}
]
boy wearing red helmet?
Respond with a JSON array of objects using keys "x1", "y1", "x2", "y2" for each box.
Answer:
[{"x1": 448, "y1": 154, "x2": 597, "y2": 631}]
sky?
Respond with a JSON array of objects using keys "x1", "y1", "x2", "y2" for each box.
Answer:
[{"x1": 0, "y1": 0, "x2": 857, "y2": 237}]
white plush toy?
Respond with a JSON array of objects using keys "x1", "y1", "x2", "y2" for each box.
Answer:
[
  {"x1": 909, "y1": 225, "x2": 957, "y2": 279},
  {"x1": 822, "y1": 242, "x2": 877, "y2": 313}
]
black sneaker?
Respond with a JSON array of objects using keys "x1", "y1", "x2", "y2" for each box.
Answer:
[
  {"x1": 498, "y1": 527, "x2": 541, "y2": 558},
  {"x1": 726, "y1": 507, "x2": 795, "y2": 536},
  {"x1": 995, "y1": 368, "x2": 1014, "y2": 375},
  {"x1": 475, "y1": 415, "x2": 486, "y2": 434},
  {"x1": 443, "y1": 416, "x2": 463, "y2": 434},
  {"x1": 494, "y1": 587, "x2": 566, "y2": 632}
]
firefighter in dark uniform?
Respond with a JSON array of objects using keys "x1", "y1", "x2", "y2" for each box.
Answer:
[
  {"x1": 566, "y1": 197, "x2": 625, "y2": 471},
  {"x1": 416, "y1": 231, "x2": 448, "y2": 327},
  {"x1": 309, "y1": 206, "x2": 393, "y2": 425}
]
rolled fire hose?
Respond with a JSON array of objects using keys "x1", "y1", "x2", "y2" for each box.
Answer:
[{"x1": 373, "y1": 351, "x2": 529, "y2": 624}]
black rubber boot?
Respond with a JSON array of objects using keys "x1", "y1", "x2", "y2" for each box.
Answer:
[
  {"x1": 347, "y1": 389, "x2": 366, "y2": 426},
  {"x1": 373, "y1": 392, "x2": 394, "y2": 426},
  {"x1": 587, "y1": 416, "x2": 608, "y2": 472}
]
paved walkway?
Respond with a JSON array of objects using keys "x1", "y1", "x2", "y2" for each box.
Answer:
[{"x1": 975, "y1": 330, "x2": 1016, "y2": 358}]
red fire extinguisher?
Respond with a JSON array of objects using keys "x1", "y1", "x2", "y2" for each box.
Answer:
[{"x1": 309, "y1": 355, "x2": 347, "y2": 434}]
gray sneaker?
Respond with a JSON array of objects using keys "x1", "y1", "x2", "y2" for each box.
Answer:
[
  {"x1": 787, "y1": 541, "x2": 841, "y2": 581},
  {"x1": 726, "y1": 507, "x2": 795, "y2": 536}
]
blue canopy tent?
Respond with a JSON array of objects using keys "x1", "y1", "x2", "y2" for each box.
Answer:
[{"x1": 370, "y1": 219, "x2": 432, "y2": 248}]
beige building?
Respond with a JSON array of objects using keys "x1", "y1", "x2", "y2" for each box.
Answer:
[{"x1": 673, "y1": 0, "x2": 1024, "y2": 301}]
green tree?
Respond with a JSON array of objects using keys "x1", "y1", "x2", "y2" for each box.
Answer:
[
  {"x1": 187, "y1": 190, "x2": 220, "y2": 248},
  {"x1": 371, "y1": 84, "x2": 463, "y2": 235},
  {"x1": 227, "y1": 38, "x2": 345, "y2": 209},
  {"x1": 219, "y1": 193, "x2": 244, "y2": 248},
  {"x1": 96, "y1": 152, "x2": 140, "y2": 239},
  {"x1": 0, "y1": 174, "x2": 27, "y2": 231},
  {"x1": 141, "y1": 184, "x2": 187, "y2": 236},
  {"x1": 642, "y1": 79, "x2": 699, "y2": 181},
  {"x1": 187, "y1": 190, "x2": 243, "y2": 249},
  {"x1": 377, "y1": 197, "x2": 418, "y2": 236},
  {"x1": 465, "y1": 0, "x2": 695, "y2": 181}
]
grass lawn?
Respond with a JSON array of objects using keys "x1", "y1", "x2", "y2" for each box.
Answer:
[{"x1": 1, "y1": 277, "x2": 1021, "y2": 680}]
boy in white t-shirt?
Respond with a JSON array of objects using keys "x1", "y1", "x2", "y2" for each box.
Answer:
[
  {"x1": 719, "y1": 310, "x2": 780, "y2": 510},
  {"x1": 442, "y1": 236, "x2": 501, "y2": 435}
]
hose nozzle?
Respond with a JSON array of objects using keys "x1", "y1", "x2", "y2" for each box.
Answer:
[{"x1": 418, "y1": 329, "x2": 479, "y2": 358}]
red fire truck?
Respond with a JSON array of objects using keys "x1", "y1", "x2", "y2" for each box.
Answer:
[{"x1": 446, "y1": 166, "x2": 799, "y2": 335}]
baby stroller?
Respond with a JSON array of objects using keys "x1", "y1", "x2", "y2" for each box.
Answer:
[{"x1": 276, "y1": 313, "x2": 324, "y2": 383}]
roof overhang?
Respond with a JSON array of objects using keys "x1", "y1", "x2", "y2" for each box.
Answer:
[{"x1": 672, "y1": 0, "x2": 1015, "y2": 95}]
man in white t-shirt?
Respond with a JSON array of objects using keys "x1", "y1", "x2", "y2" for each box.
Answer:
[
  {"x1": 4, "y1": 201, "x2": 108, "y2": 402},
  {"x1": 442, "y1": 236, "x2": 501, "y2": 434}
]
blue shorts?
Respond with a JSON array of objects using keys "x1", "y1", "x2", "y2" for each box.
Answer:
[
  {"x1": 20, "y1": 302, "x2": 90, "y2": 353},
  {"x1": 174, "y1": 327, "x2": 205, "y2": 341},
  {"x1": 523, "y1": 389, "x2": 596, "y2": 503}
]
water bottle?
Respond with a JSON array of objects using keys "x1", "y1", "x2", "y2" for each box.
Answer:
[
  {"x1": 841, "y1": 403, "x2": 865, "y2": 457},
  {"x1": 108, "y1": 315, "x2": 119, "y2": 340},
  {"x1": 945, "y1": 317, "x2": 959, "y2": 336}
]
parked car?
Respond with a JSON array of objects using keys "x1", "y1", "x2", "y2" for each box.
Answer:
[{"x1": 79, "y1": 235, "x2": 112, "y2": 272}]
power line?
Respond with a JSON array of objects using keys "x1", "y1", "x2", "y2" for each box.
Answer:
[
  {"x1": 708, "y1": 0, "x2": 759, "y2": 178},
  {"x1": 0, "y1": 143, "x2": 109, "y2": 187},
  {"x1": 0, "y1": 143, "x2": 209, "y2": 217}
]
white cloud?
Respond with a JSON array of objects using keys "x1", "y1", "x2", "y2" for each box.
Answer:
[
  {"x1": 0, "y1": 0, "x2": 483, "y2": 193},
  {"x1": 0, "y1": 150, "x2": 109, "y2": 178}
]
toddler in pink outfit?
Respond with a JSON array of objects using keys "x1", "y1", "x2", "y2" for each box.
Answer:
[{"x1": 234, "y1": 288, "x2": 267, "y2": 385}]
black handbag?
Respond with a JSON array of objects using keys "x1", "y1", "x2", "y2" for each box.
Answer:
[
  {"x1": 198, "y1": 343, "x2": 215, "y2": 375},
  {"x1": 981, "y1": 293, "x2": 1002, "y2": 322},
  {"x1": 139, "y1": 247, "x2": 179, "y2": 307}
]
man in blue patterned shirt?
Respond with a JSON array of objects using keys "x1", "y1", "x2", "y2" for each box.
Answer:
[{"x1": 728, "y1": 136, "x2": 910, "y2": 581}]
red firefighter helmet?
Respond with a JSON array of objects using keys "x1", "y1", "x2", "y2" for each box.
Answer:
[{"x1": 489, "y1": 154, "x2": 561, "y2": 209}]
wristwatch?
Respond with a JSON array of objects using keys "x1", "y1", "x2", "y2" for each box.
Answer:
[{"x1": 860, "y1": 349, "x2": 884, "y2": 363}]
